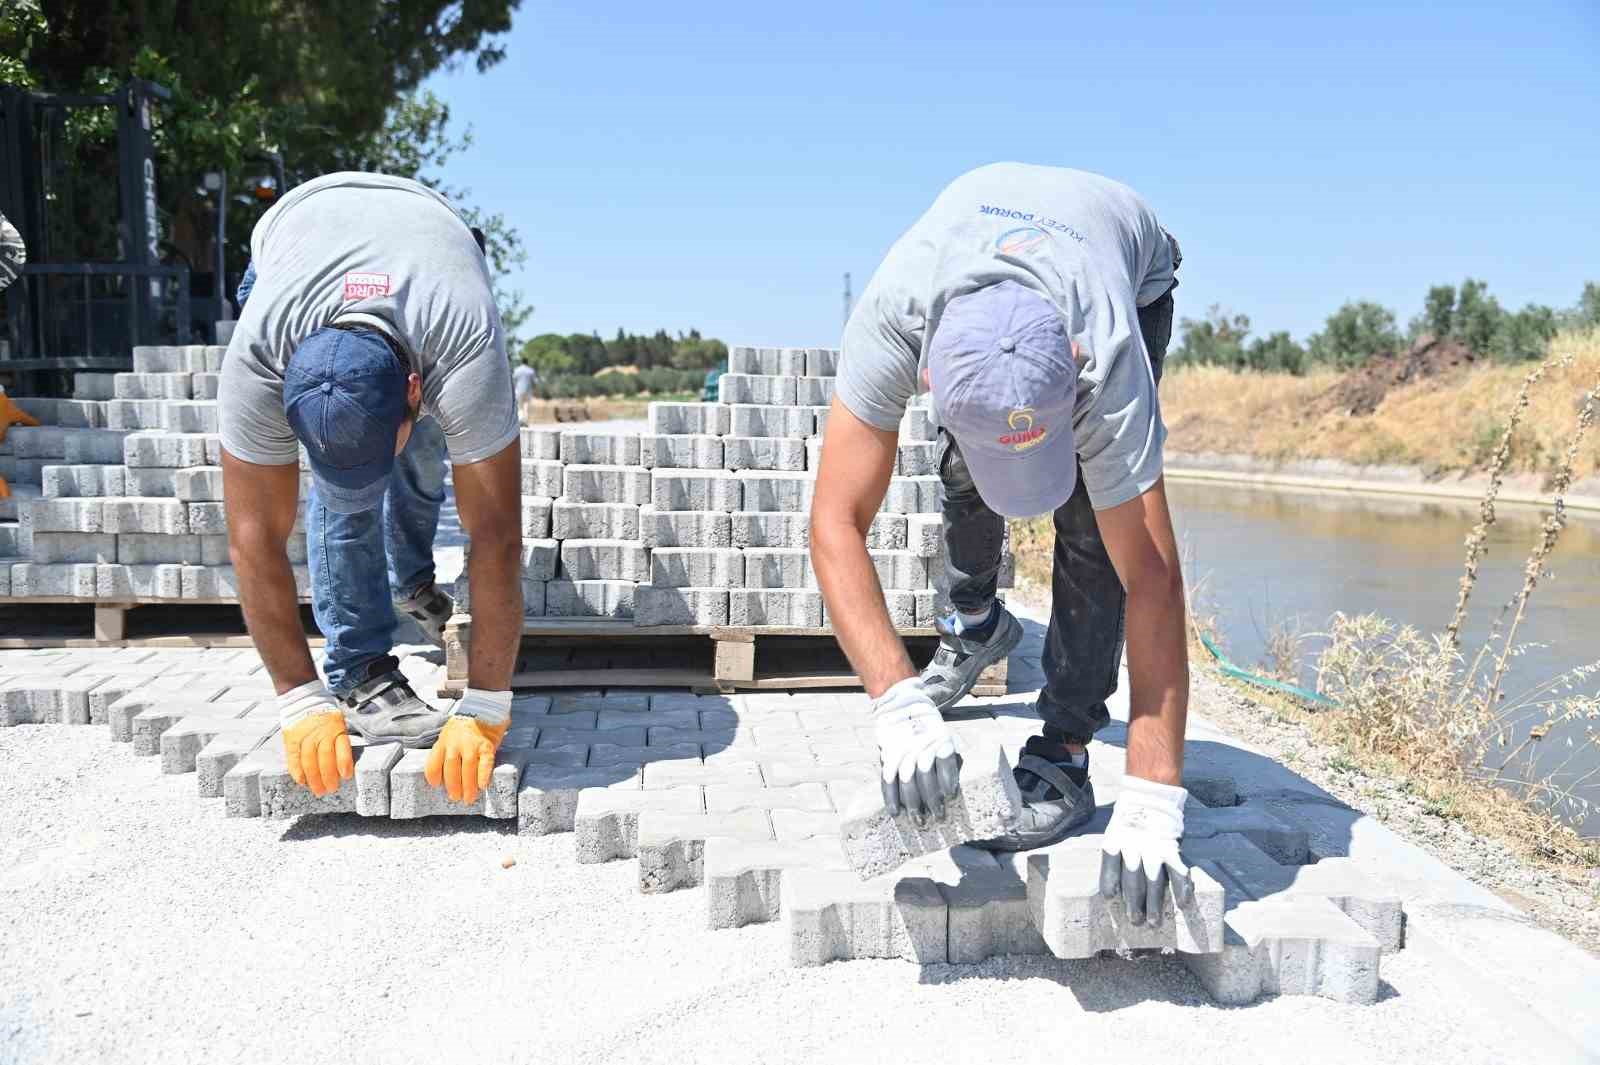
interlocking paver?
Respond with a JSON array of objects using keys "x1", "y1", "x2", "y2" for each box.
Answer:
[
  {"x1": 636, "y1": 808, "x2": 774, "y2": 893},
  {"x1": 703, "y1": 837, "x2": 852, "y2": 929},
  {"x1": 574, "y1": 785, "x2": 704, "y2": 863}
]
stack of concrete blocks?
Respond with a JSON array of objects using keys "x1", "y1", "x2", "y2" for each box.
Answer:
[{"x1": 0, "y1": 340, "x2": 313, "y2": 604}]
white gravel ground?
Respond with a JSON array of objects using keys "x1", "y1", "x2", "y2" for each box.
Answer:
[{"x1": 1, "y1": 723, "x2": 1540, "y2": 1065}]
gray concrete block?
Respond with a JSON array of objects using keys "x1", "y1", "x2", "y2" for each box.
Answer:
[
  {"x1": 559, "y1": 538, "x2": 649, "y2": 581},
  {"x1": 73, "y1": 372, "x2": 117, "y2": 401},
  {"x1": 387, "y1": 745, "x2": 531, "y2": 819},
  {"x1": 160, "y1": 401, "x2": 220, "y2": 434},
  {"x1": 840, "y1": 743, "x2": 1025, "y2": 879},
  {"x1": 550, "y1": 500, "x2": 638, "y2": 541},
  {"x1": 196, "y1": 729, "x2": 275, "y2": 797},
  {"x1": 520, "y1": 428, "x2": 561, "y2": 460},
  {"x1": 633, "y1": 587, "x2": 729, "y2": 626},
  {"x1": 731, "y1": 511, "x2": 807, "y2": 549},
  {"x1": 520, "y1": 538, "x2": 560, "y2": 581},
  {"x1": 805, "y1": 348, "x2": 839, "y2": 377},
  {"x1": 795, "y1": 377, "x2": 834, "y2": 407},
  {"x1": 651, "y1": 470, "x2": 741, "y2": 512},
  {"x1": 544, "y1": 579, "x2": 636, "y2": 619},
  {"x1": 124, "y1": 467, "x2": 177, "y2": 496},
  {"x1": 718, "y1": 374, "x2": 797, "y2": 406},
  {"x1": 86, "y1": 675, "x2": 154, "y2": 725},
  {"x1": 96, "y1": 563, "x2": 184, "y2": 599},
  {"x1": 133, "y1": 704, "x2": 252, "y2": 757},
  {"x1": 0, "y1": 673, "x2": 108, "y2": 726},
  {"x1": 560, "y1": 431, "x2": 640, "y2": 466},
  {"x1": 640, "y1": 434, "x2": 723, "y2": 470},
  {"x1": 704, "y1": 837, "x2": 853, "y2": 929},
  {"x1": 132, "y1": 345, "x2": 207, "y2": 373},
  {"x1": 865, "y1": 513, "x2": 907, "y2": 550},
  {"x1": 106, "y1": 680, "x2": 230, "y2": 742},
  {"x1": 870, "y1": 550, "x2": 928, "y2": 590},
  {"x1": 784, "y1": 866, "x2": 948, "y2": 966},
  {"x1": 123, "y1": 431, "x2": 209, "y2": 468},
  {"x1": 26, "y1": 498, "x2": 104, "y2": 532},
  {"x1": 728, "y1": 346, "x2": 806, "y2": 376},
  {"x1": 729, "y1": 405, "x2": 814, "y2": 439},
  {"x1": 897, "y1": 443, "x2": 938, "y2": 476},
  {"x1": 214, "y1": 321, "x2": 236, "y2": 346},
  {"x1": 935, "y1": 846, "x2": 1050, "y2": 962},
  {"x1": 114, "y1": 372, "x2": 192, "y2": 400},
  {"x1": 725, "y1": 437, "x2": 806, "y2": 473},
  {"x1": 517, "y1": 764, "x2": 641, "y2": 836},
  {"x1": 8, "y1": 426, "x2": 66, "y2": 459},
  {"x1": 1187, "y1": 801, "x2": 1311, "y2": 865},
  {"x1": 573, "y1": 785, "x2": 704, "y2": 863},
  {"x1": 181, "y1": 564, "x2": 309, "y2": 600},
  {"x1": 880, "y1": 478, "x2": 922, "y2": 514},
  {"x1": 203, "y1": 345, "x2": 227, "y2": 372},
  {"x1": 650, "y1": 547, "x2": 744, "y2": 588},
  {"x1": 636, "y1": 809, "x2": 775, "y2": 893},
  {"x1": 159, "y1": 717, "x2": 272, "y2": 774},
  {"x1": 641, "y1": 507, "x2": 730, "y2": 548},
  {"x1": 185, "y1": 502, "x2": 227, "y2": 534},
  {"x1": 10, "y1": 563, "x2": 98, "y2": 597},
  {"x1": 41, "y1": 464, "x2": 125, "y2": 498},
  {"x1": 742, "y1": 548, "x2": 814, "y2": 589},
  {"x1": 729, "y1": 588, "x2": 823, "y2": 627},
  {"x1": 104, "y1": 498, "x2": 189, "y2": 535},
  {"x1": 355, "y1": 742, "x2": 404, "y2": 816},
  {"x1": 648, "y1": 402, "x2": 729, "y2": 436},
  {"x1": 737, "y1": 471, "x2": 812, "y2": 512},
  {"x1": 61, "y1": 429, "x2": 132, "y2": 464},
  {"x1": 522, "y1": 459, "x2": 564, "y2": 498},
  {"x1": 29, "y1": 532, "x2": 116, "y2": 563},
  {"x1": 192, "y1": 372, "x2": 220, "y2": 400},
  {"x1": 905, "y1": 514, "x2": 943, "y2": 557},
  {"x1": 259, "y1": 752, "x2": 360, "y2": 818},
  {"x1": 521, "y1": 496, "x2": 553, "y2": 538},
  {"x1": 105, "y1": 400, "x2": 161, "y2": 431},
  {"x1": 563, "y1": 464, "x2": 651, "y2": 505},
  {"x1": 173, "y1": 466, "x2": 224, "y2": 501},
  {"x1": 222, "y1": 745, "x2": 279, "y2": 817},
  {"x1": 899, "y1": 407, "x2": 934, "y2": 443}
]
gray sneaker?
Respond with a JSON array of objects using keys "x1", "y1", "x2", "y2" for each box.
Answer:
[
  {"x1": 395, "y1": 582, "x2": 454, "y2": 648},
  {"x1": 920, "y1": 606, "x2": 1023, "y2": 713},
  {"x1": 339, "y1": 671, "x2": 448, "y2": 747},
  {"x1": 974, "y1": 737, "x2": 1096, "y2": 852}
]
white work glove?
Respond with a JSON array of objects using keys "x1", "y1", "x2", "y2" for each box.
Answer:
[
  {"x1": 1099, "y1": 775, "x2": 1192, "y2": 927},
  {"x1": 871, "y1": 677, "x2": 961, "y2": 826}
]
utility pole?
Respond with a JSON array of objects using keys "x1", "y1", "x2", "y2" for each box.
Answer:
[{"x1": 842, "y1": 272, "x2": 852, "y2": 328}]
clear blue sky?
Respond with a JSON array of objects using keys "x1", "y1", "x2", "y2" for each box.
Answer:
[{"x1": 423, "y1": 0, "x2": 1599, "y2": 348}]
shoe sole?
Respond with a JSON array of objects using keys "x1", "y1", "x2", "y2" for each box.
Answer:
[
  {"x1": 343, "y1": 717, "x2": 445, "y2": 749},
  {"x1": 928, "y1": 612, "x2": 1024, "y2": 713}
]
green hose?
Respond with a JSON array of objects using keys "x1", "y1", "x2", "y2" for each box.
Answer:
[{"x1": 1198, "y1": 631, "x2": 1339, "y2": 709}]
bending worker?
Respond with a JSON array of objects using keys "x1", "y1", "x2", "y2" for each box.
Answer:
[
  {"x1": 811, "y1": 163, "x2": 1191, "y2": 924},
  {"x1": 220, "y1": 171, "x2": 524, "y2": 804}
]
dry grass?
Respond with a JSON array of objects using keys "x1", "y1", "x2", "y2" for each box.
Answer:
[{"x1": 1163, "y1": 328, "x2": 1600, "y2": 480}]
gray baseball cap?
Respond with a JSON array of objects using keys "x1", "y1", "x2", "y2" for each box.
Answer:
[{"x1": 928, "y1": 281, "x2": 1079, "y2": 518}]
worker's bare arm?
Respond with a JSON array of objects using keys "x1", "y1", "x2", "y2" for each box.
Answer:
[
  {"x1": 810, "y1": 398, "x2": 915, "y2": 697},
  {"x1": 1093, "y1": 477, "x2": 1189, "y2": 784},
  {"x1": 220, "y1": 449, "x2": 317, "y2": 694},
  {"x1": 450, "y1": 440, "x2": 522, "y2": 691}
]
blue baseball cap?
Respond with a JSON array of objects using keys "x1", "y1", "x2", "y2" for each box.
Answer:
[
  {"x1": 283, "y1": 326, "x2": 409, "y2": 514},
  {"x1": 928, "y1": 281, "x2": 1079, "y2": 518}
]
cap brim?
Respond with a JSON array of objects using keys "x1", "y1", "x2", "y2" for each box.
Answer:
[
  {"x1": 310, "y1": 469, "x2": 390, "y2": 514},
  {"x1": 960, "y1": 427, "x2": 1079, "y2": 518}
]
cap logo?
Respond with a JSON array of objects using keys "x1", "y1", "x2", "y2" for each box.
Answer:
[
  {"x1": 343, "y1": 272, "x2": 391, "y2": 301},
  {"x1": 999, "y1": 408, "x2": 1048, "y2": 452}
]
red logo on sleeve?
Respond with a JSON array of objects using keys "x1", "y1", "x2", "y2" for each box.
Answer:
[{"x1": 342, "y1": 272, "x2": 391, "y2": 301}]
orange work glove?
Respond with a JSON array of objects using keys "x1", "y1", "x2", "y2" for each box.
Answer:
[
  {"x1": 424, "y1": 688, "x2": 513, "y2": 804},
  {"x1": 0, "y1": 390, "x2": 41, "y2": 443},
  {"x1": 278, "y1": 681, "x2": 354, "y2": 797}
]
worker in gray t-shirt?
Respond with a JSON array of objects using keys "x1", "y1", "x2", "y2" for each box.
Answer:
[
  {"x1": 219, "y1": 172, "x2": 523, "y2": 808},
  {"x1": 813, "y1": 164, "x2": 1192, "y2": 924},
  {"x1": 512, "y1": 362, "x2": 539, "y2": 408}
]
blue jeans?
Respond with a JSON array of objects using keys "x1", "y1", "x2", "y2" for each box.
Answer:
[{"x1": 306, "y1": 414, "x2": 448, "y2": 695}]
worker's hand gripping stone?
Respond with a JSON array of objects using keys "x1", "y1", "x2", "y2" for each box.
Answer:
[
  {"x1": 870, "y1": 677, "x2": 961, "y2": 826},
  {"x1": 1098, "y1": 775, "x2": 1193, "y2": 927},
  {"x1": 425, "y1": 689, "x2": 513, "y2": 804},
  {"x1": 278, "y1": 681, "x2": 354, "y2": 797}
]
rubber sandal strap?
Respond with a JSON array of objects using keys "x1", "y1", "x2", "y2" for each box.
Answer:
[{"x1": 1015, "y1": 754, "x2": 1081, "y2": 802}]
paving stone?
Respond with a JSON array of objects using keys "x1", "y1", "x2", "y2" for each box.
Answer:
[
  {"x1": 743, "y1": 548, "x2": 815, "y2": 589},
  {"x1": 647, "y1": 402, "x2": 729, "y2": 436},
  {"x1": 161, "y1": 717, "x2": 276, "y2": 774},
  {"x1": 61, "y1": 429, "x2": 132, "y2": 464},
  {"x1": 258, "y1": 745, "x2": 372, "y2": 818},
  {"x1": 728, "y1": 346, "x2": 806, "y2": 376},
  {"x1": 123, "y1": 431, "x2": 210, "y2": 468},
  {"x1": 731, "y1": 511, "x2": 807, "y2": 549},
  {"x1": 7, "y1": 426, "x2": 66, "y2": 458},
  {"x1": 728, "y1": 405, "x2": 814, "y2": 439},
  {"x1": 173, "y1": 466, "x2": 224, "y2": 501},
  {"x1": 521, "y1": 496, "x2": 553, "y2": 538},
  {"x1": 86, "y1": 675, "x2": 155, "y2": 724},
  {"x1": 160, "y1": 401, "x2": 220, "y2": 434},
  {"x1": 641, "y1": 760, "x2": 763, "y2": 789},
  {"x1": 723, "y1": 437, "x2": 807, "y2": 472},
  {"x1": 192, "y1": 372, "x2": 220, "y2": 400},
  {"x1": 805, "y1": 348, "x2": 839, "y2": 377},
  {"x1": 574, "y1": 785, "x2": 704, "y2": 862},
  {"x1": 132, "y1": 703, "x2": 252, "y2": 756},
  {"x1": 897, "y1": 443, "x2": 939, "y2": 476},
  {"x1": 870, "y1": 550, "x2": 928, "y2": 590},
  {"x1": 636, "y1": 808, "x2": 775, "y2": 893},
  {"x1": 880, "y1": 478, "x2": 923, "y2": 514},
  {"x1": 387, "y1": 745, "x2": 532, "y2": 819},
  {"x1": 106, "y1": 678, "x2": 230, "y2": 741},
  {"x1": 761, "y1": 759, "x2": 876, "y2": 789},
  {"x1": 10, "y1": 563, "x2": 99, "y2": 597},
  {"x1": 132, "y1": 345, "x2": 207, "y2": 373},
  {"x1": 102, "y1": 498, "x2": 189, "y2": 534},
  {"x1": 588, "y1": 740, "x2": 700, "y2": 767},
  {"x1": 651, "y1": 470, "x2": 741, "y2": 512},
  {"x1": 559, "y1": 430, "x2": 641, "y2": 466},
  {"x1": 704, "y1": 782, "x2": 832, "y2": 813},
  {"x1": 550, "y1": 500, "x2": 637, "y2": 540},
  {"x1": 558, "y1": 538, "x2": 649, "y2": 582},
  {"x1": 729, "y1": 588, "x2": 823, "y2": 627},
  {"x1": 26, "y1": 499, "x2": 105, "y2": 532},
  {"x1": 544, "y1": 579, "x2": 636, "y2": 619},
  {"x1": 113, "y1": 533, "x2": 201, "y2": 565},
  {"x1": 899, "y1": 407, "x2": 934, "y2": 443},
  {"x1": 563, "y1": 463, "x2": 651, "y2": 505},
  {"x1": 222, "y1": 744, "x2": 281, "y2": 817},
  {"x1": 840, "y1": 743, "x2": 1025, "y2": 879},
  {"x1": 522, "y1": 459, "x2": 564, "y2": 497},
  {"x1": 737, "y1": 471, "x2": 813, "y2": 511},
  {"x1": 114, "y1": 372, "x2": 192, "y2": 400},
  {"x1": 795, "y1": 377, "x2": 834, "y2": 407},
  {"x1": 1186, "y1": 801, "x2": 1310, "y2": 864},
  {"x1": 0, "y1": 673, "x2": 109, "y2": 725},
  {"x1": 181, "y1": 565, "x2": 310, "y2": 600},
  {"x1": 650, "y1": 547, "x2": 744, "y2": 588},
  {"x1": 29, "y1": 532, "x2": 116, "y2": 563},
  {"x1": 96, "y1": 563, "x2": 184, "y2": 599},
  {"x1": 704, "y1": 837, "x2": 853, "y2": 929},
  {"x1": 784, "y1": 865, "x2": 948, "y2": 965},
  {"x1": 73, "y1": 372, "x2": 117, "y2": 401},
  {"x1": 768, "y1": 809, "x2": 846, "y2": 840},
  {"x1": 41, "y1": 464, "x2": 125, "y2": 498},
  {"x1": 640, "y1": 507, "x2": 731, "y2": 549},
  {"x1": 517, "y1": 764, "x2": 641, "y2": 836},
  {"x1": 520, "y1": 428, "x2": 561, "y2": 460},
  {"x1": 634, "y1": 586, "x2": 729, "y2": 626},
  {"x1": 185, "y1": 502, "x2": 227, "y2": 534},
  {"x1": 105, "y1": 400, "x2": 163, "y2": 429},
  {"x1": 640, "y1": 434, "x2": 723, "y2": 470},
  {"x1": 196, "y1": 729, "x2": 276, "y2": 797},
  {"x1": 125, "y1": 467, "x2": 178, "y2": 496},
  {"x1": 718, "y1": 374, "x2": 797, "y2": 406}
]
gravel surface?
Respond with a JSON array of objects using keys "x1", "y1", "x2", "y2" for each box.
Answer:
[{"x1": 0, "y1": 719, "x2": 1544, "y2": 1064}]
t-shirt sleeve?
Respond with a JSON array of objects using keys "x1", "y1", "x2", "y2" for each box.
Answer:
[
  {"x1": 836, "y1": 284, "x2": 921, "y2": 433},
  {"x1": 218, "y1": 322, "x2": 299, "y2": 466},
  {"x1": 1133, "y1": 203, "x2": 1177, "y2": 308},
  {"x1": 1074, "y1": 323, "x2": 1167, "y2": 510},
  {"x1": 428, "y1": 330, "x2": 520, "y2": 466}
]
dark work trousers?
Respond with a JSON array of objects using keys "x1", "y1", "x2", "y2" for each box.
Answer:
[{"x1": 935, "y1": 282, "x2": 1177, "y2": 743}]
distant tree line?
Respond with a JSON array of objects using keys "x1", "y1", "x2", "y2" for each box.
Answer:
[
  {"x1": 514, "y1": 328, "x2": 727, "y2": 399},
  {"x1": 1171, "y1": 280, "x2": 1600, "y2": 374}
]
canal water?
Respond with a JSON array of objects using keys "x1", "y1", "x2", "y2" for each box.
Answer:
[{"x1": 1165, "y1": 479, "x2": 1600, "y2": 836}]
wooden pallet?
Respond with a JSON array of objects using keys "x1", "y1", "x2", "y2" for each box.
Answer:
[
  {"x1": 439, "y1": 615, "x2": 1008, "y2": 697},
  {"x1": 0, "y1": 597, "x2": 318, "y2": 649}
]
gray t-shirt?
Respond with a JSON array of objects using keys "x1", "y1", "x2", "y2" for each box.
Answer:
[
  {"x1": 838, "y1": 163, "x2": 1176, "y2": 510},
  {"x1": 220, "y1": 172, "x2": 518, "y2": 467},
  {"x1": 512, "y1": 363, "x2": 538, "y2": 401}
]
